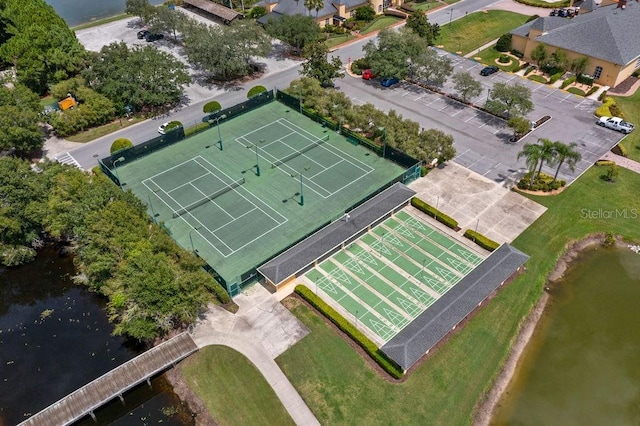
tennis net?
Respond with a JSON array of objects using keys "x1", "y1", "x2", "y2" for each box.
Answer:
[
  {"x1": 271, "y1": 134, "x2": 329, "y2": 168},
  {"x1": 172, "y1": 177, "x2": 245, "y2": 218}
]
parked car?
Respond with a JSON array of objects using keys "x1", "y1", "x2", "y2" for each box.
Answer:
[
  {"x1": 362, "y1": 69, "x2": 375, "y2": 80},
  {"x1": 480, "y1": 66, "x2": 499, "y2": 76},
  {"x1": 145, "y1": 33, "x2": 164, "y2": 42},
  {"x1": 597, "y1": 116, "x2": 635, "y2": 134},
  {"x1": 137, "y1": 29, "x2": 150, "y2": 39},
  {"x1": 158, "y1": 122, "x2": 170, "y2": 134},
  {"x1": 381, "y1": 77, "x2": 399, "y2": 87}
]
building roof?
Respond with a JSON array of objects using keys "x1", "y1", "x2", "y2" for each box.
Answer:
[
  {"x1": 259, "y1": 0, "x2": 367, "y2": 19},
  {"x1": 183, "y1": 0, "x2": 242, "y2": 22},
  {"x1": 257, "y1": 183, "x2": 416, "y2": 286},
  {"x1": 381, "y1": 244, "x2": 529, "y2": 371},
  {"x1": 511, "y1": 2, "x2": 640, "y2": 65}
]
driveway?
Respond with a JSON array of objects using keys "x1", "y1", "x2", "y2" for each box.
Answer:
[{"x1": 340, "y1": 51, "x2": 625, "y2": 187}]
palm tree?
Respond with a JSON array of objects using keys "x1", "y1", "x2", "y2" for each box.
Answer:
[
  {"x1": 535, "y1": 138, "x2": 557, "y2": 179},
  {"x1": 517, "y1": 142, "x2": 543, "y2": 187},
  {"x1": 551, "y1": 142, "x2": 581, "y2": 184},
  {"x1": 304, "y1": 0, "x2": 323, "y2": 17}
]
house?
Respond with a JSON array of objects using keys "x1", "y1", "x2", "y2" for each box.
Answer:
[
  {"x1": 510, "y1": 0, "x2": 640, "y2": 87},
  {"x1": 258, "y1": 0, "x2": 399, "y2": 27}
]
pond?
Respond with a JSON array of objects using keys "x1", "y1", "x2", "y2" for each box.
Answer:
[
  {"x1": 0, "y1": 249, "x2": 193, "y2": 425},
  {"x1": 45, "y1": 0, "x2": 166, "y2": 27},
  {"x1": 492, "y1": 247, "x2": 640, "y2": 425}
]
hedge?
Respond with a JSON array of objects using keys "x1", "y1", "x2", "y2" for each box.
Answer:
[
  {"x1": 548, "y1": 72, "x2": 564, "y2": 84},
  {"x1": 463, "y1": 229, "x2": 499, "y2": 251},
  {"x1": 576, "y1": 74, "x2": 594, "y2": 86},
  {"x1": 560, "y1": 75, "x2": 576, "y2": 89},
  {"x1": 528, "y1": 74, "x2": 547, "y2": 83},
  {"x1": 586, "y1": 86, "x2": 599, "y2": 97},
  {"x1": 185, "y1": 122, "x2": 209, "y2": 137},
  {"x1": 524, "y1": 65, "x2": 536, "y2": 75},
  {"x1": 411, "y1": 197, "x2": 458, "y2": 230},
  {"x1": 247, "y1": 85, "x2": 267, "y2": 99},
  {"x1": 203, "y1": 100, "x2": 221, "y2": 113},
  {"x1": 595, "y1": 97, "x2": 617, "y2": 118},
  {"x1": 295, "y1": 285, "x2": 404, "y2": 379},
  {"x1": 611, "y1": 144, "x2": 627, "y2": 157},
  {"x1": 595, "y1": 159, "x2": 616, "y2": 167},
  {"x1": 514, "y1": 0, "x2": 569, "y2": 9},
  {"x1": 567, "y1": 87, "x2": 585, "y2": 96},
  {"x1": 110, "y1": 138, "x2": 133, "y2": 154}
]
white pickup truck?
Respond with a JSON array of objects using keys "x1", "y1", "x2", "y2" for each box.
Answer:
[{"x1": 597, "y1": 116, "x2": 635, "y2": 134}]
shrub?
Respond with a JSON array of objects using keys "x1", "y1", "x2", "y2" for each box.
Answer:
[
  {"x1": 509, "y1": 49, "x2": 524, "y2": 59},
  {"x1": 518, "y1": 62, "x2": 530, "y2": 71},
  {"x1": 355, "y1": 5, "x2": 376, "y2": 21},
  {"x1": 495, "y1": 34, "x2": 512, "y2": 52},
  {"x1": 586, "y1": 86, "x2": 599, "y2": 96},
  {"x1": 609, "y1": 103, "x2": 624, "y2": 118},
  {"x1": 110, "y1": 138, "x2": 133, "y2": 154},
  {"x1": 633, "y1": 70, "x2": 640, "y2": 78},
  {"x1": 576, "y1": 74, "x2": 594, "y2": 86},
  {"x1": 247, "y1": 85, "x2": 267, "y2": 99},
  {"x1": 420, "y1": 165, "x2": 429, "y2": 177},
  {"x1": 595, "y1": 97, "x2": 615, "y2": 117},
  {"x1": 524, "y1": 65, "x2": 536, "y2": 75},
  {"x1": 560, "y1": 75, "x2": 576, "y2": 89},
  {"x1": 498, "y1": 55, "x2": 510, "y2": 64},
  {"x1": 165, "y1": 120, "x2": 182, "y2": 131},
  {"x1": 203, "y1": 100, "x2": 221, "y2": 113},
  {"x1": 184, "y1": 122, "x2": 209, "y2": 137},
  {"x1": 295, "y1": 285, "x2": 404, "y2": 378},
  {"x1": 611, "y1": 144, "x2": 627, "y2": 157},
  {"x1": 548, "y1": 72, "x2": 564, "y2": 84},
  {"x1": 528, "y1": 74, "x2": 547, "y2": 83},
  {"x1": 350, "y1": 57, "x2": 370, "y2": 75},
  {"x1": 595, "y1": 159, "x2": 616, "y2": 167},
  {"x1": 411, "y1": 197, "x2": 458, "y2": 230},
  {"x1": 463, "y1": 230, "x2": 499, "y2": 251},
  {"x1": 567, "y1": 87, "x2": 585, "y2": 96},
  {"x1": 247, "y1": 6, "x2": 266, "y2": 19},
  {"x1": 598, "y1": 90, "x2": 608, "y2": 101},
  {"x1": 525, "y1": 14, "x2": 540, "y2": 22}
]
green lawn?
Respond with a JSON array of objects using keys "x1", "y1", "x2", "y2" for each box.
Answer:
[
  {"x1": 325, "y1": 33, "x2": 355, "y2": 49},
  {"x1": 474, "y1": 46, "x2": 522, "y2": 72},
  {"x1": 361, "y1": 16, "x2": 403, "y2": 35},
  {"x1": 180, "y1": 345, "x2": 295, "y2": 426},
  {"x1": 412, "y1": 0, "x2": 443, "y2": 12},
  {"x1": 528, "y1": 74, "x2": 548, "y2": 84},
  {"x1": 65, "y1": 117, "x2": 144, "y2": 143},
  {"x1": 613, "y1": 91, "x2": 640, "y2": 162},
  {"x1": 438, "y1": 11, "x2": 529, "y2": 55},
  {"x1": 276, "y1": 165, "x2": 640, "y2": 425}
]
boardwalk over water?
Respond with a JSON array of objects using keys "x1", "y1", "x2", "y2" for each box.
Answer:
[{"x1": 20, "y1": 333, "x2": 198, "y2": 426}]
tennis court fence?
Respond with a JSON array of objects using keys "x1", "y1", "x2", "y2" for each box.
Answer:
[{"x1": 171, "y1": 177, "x2": 245, "y2": 218}]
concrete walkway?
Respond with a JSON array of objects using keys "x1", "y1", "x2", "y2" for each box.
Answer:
[
  {"x1": 600, "y1": 151, "x2": 640, "y2": 174},
  {"x1": 190, "y1": 285, "x2": 319, "y2": 426}
]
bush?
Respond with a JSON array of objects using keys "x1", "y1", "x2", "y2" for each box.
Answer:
[
  {"x1": 576, "y1": 74, "x2": 594, "y2": 86},
  {"x1": 184, "y1": 122, "x2": 209, "y2": 137},
  {"x1": 295, "y1": 285, "x2": 404, "y2": 378},
  {"x1": 525, "y1": 14, "x2": 540, "y2": 22},
  {"x1": 420, "y1": 166, "x2": 429, "y2": 177},
  {"x1": 495, "y1": 34, "x2": 512, "y2": 52},
  {"x1": 203, "y1": 100, "x2": 221, "y2": 113},
  {"x1": 609, "y1": 103, "x2": 624, "y2": 118},
  {"x1": 350, "y1": 57, "x2": 370, "y2": 75},
  {"x1": 518, "y1": 62, "x2": 530, "y2": 71},
  {"x1": 595, "y1": 159, "x2": 616, "y2": 167},
  {"x1": 355, "y1": 5, "x2": 376, "y2": 21},
  {"x1": 595, "y1": 97, "x2": 615, "y2": 117},
  {"x1": 528, "y1": 74, "x2": 547, "y2": 83},
  {"x1": 247, "y1": 6, "x2": 266, "y2": 19},
  {"x1": 598, "y1": 90, "x2": 608, "y2": 101},
  {"x1": 509, "y1": 49, "x2": 524, "y2": 59},
  {"x1": 498, "y1": 55, "x2": 510, "y2": 64},
  {"x1": 567, "y1": 87, "x2": 585, "y2": 96},
  {"x1": 247, "y1": 85, "x2": 267, "y2": 99},
  {"x1": 411, "y1": 197, "x2": 458, "y2": 230},
  {"x1": 611, "y1": 144, "x2": 628, "y2": 157},
  {"x1": 586, "y1": 86, "x2": 599, "y2": 96},
  {"x1": 560, "y1": 75, "x2": 576, "y2": 89},
  {"x1": 548, "y1": 72, "x2": 564, "y2": 84},
  {"x1": 463, "y1": 230, "x2": 499, "y2": 251},
  {"x1": 524, "y1": 65, "x2": 536, "y2": 75},
  {"x1": 110, "y1": 138, "x2": 133, "y2": 154},
  {"x1": 517, "y1": 172, "x2": 566, "y2": 191},
  {"x1": 165, "y1": 120, "x2": 182, "y2": 132}
]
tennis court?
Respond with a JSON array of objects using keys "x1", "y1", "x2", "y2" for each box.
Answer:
[
  {"x1": 303, "y1": 209, "x2": 486, "y2": 343},
  {"x1": 112, "y1": 100, "x2": 405, "y2": 290}
]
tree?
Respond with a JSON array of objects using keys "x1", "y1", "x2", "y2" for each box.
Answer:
[
  {"x1": 203, "y1": 101, "x2": 221, "y2": 113},
  {"x1": 507, "y1": 116, "x2": 531, "y2": 141},
  {"x1": 247, "y1": 85, "x2": 267, "y2": 98},
  {"x1": 125, "y1": 0, "x2": 156, "y2": 24},
  {"x1": 0, "y1": 84, "x2": 43, "y2": 155},
  {"x1": 265, "y1": 14, "x2": 321, "y2": 55},
  {"x1": 111, "y1": 138, "x2": 133, "y2": 154},
  {"x1": 364, "y1": 28, "x2": 432, "y2": 80},
  {"x1": 517, "y1": 143, "x2": 543, "y2": 187},
  {"x1": 406, "y1": 11, "x2": 440, "y2": 45},
  {"x1": 413, "y1": 49, "x2": 452, "y2": 86},
  {"x1": 452, "y1": 71, "x2": 482, "y2": 102},
  {"x1": 355, "y1": 5, "x2": 376, "y2": 22},
  {"x1": 495, "y1": 34, "x2": 512, "y2": 52},
  {"x1": 486, "y1": 82, "x2": 533, "y2": 118},
  {"x1": 551, "y1": 141, "x2": 581, "y2": 184},
  {"x1": 534, "y1": 138, "x2": 556, "y2": 178},
  {"x1": 300, "y1": 40, "x2": 344, "y2": 88},
  {"x1": 304, "y1": 0, "x2": 324, "y2": 17},
  {"x1": 148, "y1": 5, "x2": 189, "y2": 41},
  {"x1": 549, "y1": 49, "x2": 570, "y2": 72},
  {"x1": 570, "y1": 56, "x2": 589, "y2": 76},
  {"x1": 530, "y1": 43, "x2": 548, "y2": 68},
  {"x1": 416, "y1": 129, "x2": 456, "y2": 162},
  {"x1": 83, "y1": 42, "x2": 190, "y2": 113}
]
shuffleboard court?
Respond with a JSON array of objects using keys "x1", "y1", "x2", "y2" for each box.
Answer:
[{"x1": 304, "y1": 210, "x2": 487, "y2": 343}]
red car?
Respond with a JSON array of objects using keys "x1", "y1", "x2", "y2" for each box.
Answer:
[{"x1": 362, "y1": 69, "x2": 375, "y2": 80}]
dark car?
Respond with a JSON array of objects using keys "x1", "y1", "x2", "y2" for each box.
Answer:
[
  {"x1": 480, "y1": 66, "x2": 499, "y2": 76},
  {"x1": 144, "y1": 33, "x2": 164, "y2": 42},
  {"x1": 137, "y1": 29, "x2": 150, "y2": 39},
  {"x1": 381, "y1": 77, "x2": 399, "y2": 87}
]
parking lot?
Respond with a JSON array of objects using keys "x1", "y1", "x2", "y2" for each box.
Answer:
[{"x1": 341, "y1": 50, "x2": 625, "y2": 187}]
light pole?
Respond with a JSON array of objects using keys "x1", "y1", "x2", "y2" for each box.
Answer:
[
  {"x1": 210, "y1": 114, "x2": 227, "y2": 151},
  {"x1": 355, "y1": 310, "x2": 359, "y2": 328},
  {"x1": 255, "y1": 140, "x2": 263, "y2": 177},
  {"x1": 113, "y1": 156, "x2": 125, "y2": 190},
  {"x1": 332, "y1": 104, "x2": 343, "y2": 134},
  {"x1": 378, "y1": 126, "x2": 387, "y2": 159},
  {"x1": 449, "y1": 8, "x2": 454, "y2": 26},
  {"x1": 487, "y1": 88, "x2": 492, "y2": 102},
  {"x1": 189, "y1": 226, "x2": 202, "y2": 253},
  {"x1": 291, "y1": 173, "x2": 304, "y2": 206}
]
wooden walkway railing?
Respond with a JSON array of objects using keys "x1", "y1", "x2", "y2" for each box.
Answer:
[{"x1": 19, "y1": 332, "x2": 198, "y2": 426}]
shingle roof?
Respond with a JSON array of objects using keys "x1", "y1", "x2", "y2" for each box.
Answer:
[
  {"x1": 511, "y1": 3, "x2": 640, "y2": 65},
  {"x1": 529, "y1": 16, "x2": 569, "y2": 32},
  {"x1": 183, "y1": 0, "x2": 242, "y2": 22},
  {"x1": 381, "y1": 244, "x2": 529, "y2": 371},
  {"x1": 258, "y1": 0, "x2": 367, "y2": 18},
  {"x1": 581, "y1": 0, "x2": 599, "y2": 12},
  {"x1": 257, "y1": 183, "x2": 416, "y2": 285}
]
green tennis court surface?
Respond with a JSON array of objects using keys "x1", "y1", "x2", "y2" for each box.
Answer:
[
  {"x1": 113, "y1": 101, "x2": 405, "y2": 288},
  {"x1": 304, "y1": 210, "x2": 487, "y2": 343}
]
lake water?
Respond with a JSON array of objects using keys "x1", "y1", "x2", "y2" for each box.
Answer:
[
  {"x1": 45, "y1": 0, "x2": 166, "y2": 27},
  {"x1": 492, "y1": 247, "x2": 640, "y2": 425},
  {"x1": 0, "y1": 249, "x2": 193, "y2": 425}
]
